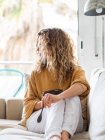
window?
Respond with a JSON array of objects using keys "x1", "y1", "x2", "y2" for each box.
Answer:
[{"x1": 0, "y1": 0, "x2": 78, "y2": 98}]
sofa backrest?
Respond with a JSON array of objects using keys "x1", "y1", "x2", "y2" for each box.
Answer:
[
  {"x1": 0, "y1": 72, "x2": 29, "y2": 120},
  {"x1": 0, "y1": 99, "x2": 6, "y2": 119},
  {"x1": 6, "y1": 99, "x2": 23, "y2": 120},
  {"x1": 0, "y1": 98, "x2": 23, "y2": 120}
]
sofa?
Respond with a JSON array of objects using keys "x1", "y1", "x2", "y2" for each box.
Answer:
[
  {"x1": 0, "y1": 68, "x2": 105, "y2": 140},
  {"x1": 0, "y1": 98, "x2": 89, "y2": 140}
]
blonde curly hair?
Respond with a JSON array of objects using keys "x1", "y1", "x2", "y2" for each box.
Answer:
[{"x1": 35, "y1": 28, "x2": 78, "y2": 85}]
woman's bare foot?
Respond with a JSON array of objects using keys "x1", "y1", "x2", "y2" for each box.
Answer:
[{"x1": 61, "y1": 130, "x2": 71, "y2": 140}]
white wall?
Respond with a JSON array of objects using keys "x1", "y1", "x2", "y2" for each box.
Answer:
[{"x1": 78, "y1": 0, "x2": 104, "y2": 79}]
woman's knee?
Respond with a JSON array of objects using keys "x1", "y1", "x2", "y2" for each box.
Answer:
[
  {"x1": 70, "y1": 96, "x2": 81, "y2": 105},
  {"x1": 65, "y1": 96, "x2": 81, "y2": 112},
  {"x1": 50, "y1": 100, "x2": 65, "y2": 111},
  {"x1": 53, "y1": 99, "x2": 65, "y2": 107}
]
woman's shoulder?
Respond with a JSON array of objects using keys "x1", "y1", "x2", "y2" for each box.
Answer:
[
  {"x1": 73, "y1": 65, "x2": 84, "y2": 72},
  {"x1": 30, "y1": 69, "x2": 39, "y2": 78},
  {"x1": 72, "y1": 65, "x2": 86, "y2": 77}
]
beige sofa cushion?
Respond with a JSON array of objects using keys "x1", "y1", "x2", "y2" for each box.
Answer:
[
  {"x1": 0, "y1": 99, "x2": 6, "y2": 119},
  {"x1": 0, "y1": 119, "x2": 20, "y2": 130},
  {"x1": 6, "y1": 99, "x2": 23, "y2": 120},
  {"x1": 0, "y1": 128, "x2": 90, "y2": 140}
]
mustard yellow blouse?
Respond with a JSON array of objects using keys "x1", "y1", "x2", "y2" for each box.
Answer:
[{"x1": 21, "y1": 66, "x2": 90, "y2": 127}]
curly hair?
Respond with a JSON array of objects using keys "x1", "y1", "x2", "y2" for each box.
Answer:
[{"x1": 35, "y1": 28, "x2": 78, "y2": 85}]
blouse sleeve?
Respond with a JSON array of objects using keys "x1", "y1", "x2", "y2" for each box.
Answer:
[
  {"x1": 21, "y1": 71, "x2": 40, "y2": 126},
  {"x1": 71, "y1": 66, "x2": 90, "y2": 98}
]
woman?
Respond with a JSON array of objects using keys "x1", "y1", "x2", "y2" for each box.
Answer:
[{"x1": 21, "y1": 28, "x2": 90, "y2": 140}]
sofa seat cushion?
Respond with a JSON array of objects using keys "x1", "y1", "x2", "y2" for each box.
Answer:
[
  {"x1": 0, "y1": 128, "x2": 90, "y2": 140},
  {"x1": 72, "y1": 132, "x2": 89, "y2": 140},
  {"x1": 0, "y1": 135, "x2": 44, "y2": 140},
  {"x1": 0, "y1": 119, "x2": 20, "y2": 130},
  {"x1": 0, "y1": 128, "x2": 44, "y2": 140}
]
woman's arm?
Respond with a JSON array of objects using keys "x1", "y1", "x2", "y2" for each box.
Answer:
[
  {"x1": 43, "y1": 83, "x2": 87, "y2": 105},
  {"x1": 22, "y1": 71, "x2": 41, "y2": 124},
  {"x1": 58, "y1": 83, "x2": 87, "y2": 100},
  {"x1": 34, "y1": 101, "x2": 43, "y2": 110},
  {"x1": 44, "y1": 67, "x2": 90, "y2": 106}
]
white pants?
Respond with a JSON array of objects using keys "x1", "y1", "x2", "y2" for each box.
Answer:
[{"x1": 26, "y1": 96, "x2": 83, "y2": 140}]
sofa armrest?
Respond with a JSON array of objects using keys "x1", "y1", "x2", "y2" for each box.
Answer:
[
  {"x1": 88, "y1": 69, "x2": 105, "y2": 139},
  {"x1": 6, "y1": 99, "x2": 23, "y2": 120},
  {"x1": 0, "y1": 98, "x2": 6, "y2": 119}
]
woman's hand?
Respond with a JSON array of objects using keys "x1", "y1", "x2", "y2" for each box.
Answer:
[
  {"x1": 42, "y1": 93, "x2": 61, "y2": 108},
  {"x1": 34, "y1": 100, "x2": 43, "y2": 111}
]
